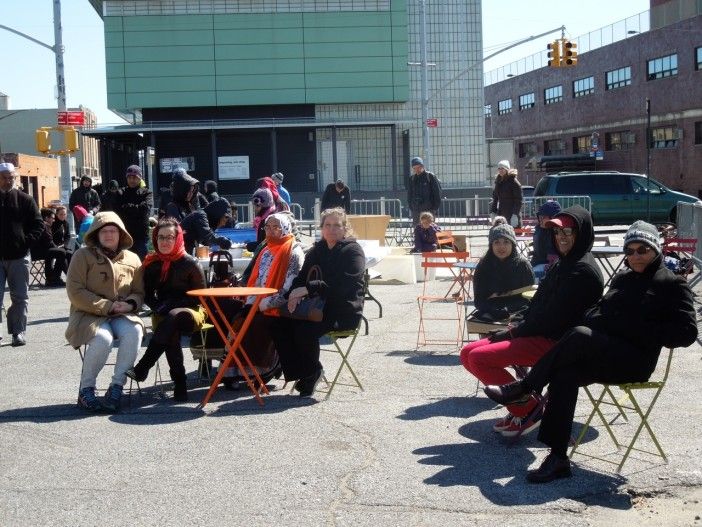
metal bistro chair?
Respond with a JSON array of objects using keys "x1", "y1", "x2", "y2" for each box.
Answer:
[
  {"x1": 569, "y1": 348, "x2": 676, "y2": 473},
  {"x1": 189, "y1": 322, "x2": 224, "y2": 382},
  {"x1": 317, "y1": 322, "x2": 364, "y2": 399}
]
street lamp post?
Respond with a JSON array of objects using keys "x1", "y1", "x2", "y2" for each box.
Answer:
[{"x1": 419, "y1": 0, "x2": 430, "y2": 168}]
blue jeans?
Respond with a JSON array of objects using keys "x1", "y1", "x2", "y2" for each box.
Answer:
[{"x1": 0, "y1": 255, "x2": 30, "y2": 335}]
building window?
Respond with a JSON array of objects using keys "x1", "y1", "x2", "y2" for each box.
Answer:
[
  {"x1": 694, "y1": 122, "x2": 702, "y2": 144},
  {"x1": 606, "y1": 66, "x2": 631, "y2": 90},
  {"x1": 650, "y1": 126, "x2": 679, "y2": 148},
  {"x1": 696, "y1": 47, "x2": 702, "y2": 70},
  {"x1": 544, "y1": 139, "x2": 566, "y2": 156},
  {"x1": 498, "y1": 99, "x2": 512, "y2": 115},
  {"x1": 573, "y1": 135, "x2": 591, "y2": 154},
  {"x1": 544, "y1": 85, "x2": 563, "y2": 105},
  {"x1": 519, "y1": 92, "x2": 535, "y2": 110},
  {"x1": 518, "y1": 142, "x2": 537, "y2": 158},
  {"x1": 484, "y1": 104, "x2": 492, "y2": 118},
  {"x1": 573, "y1": 76, "x2": 594, "y2": 97},
  {"x1": 647, "y1": 53, "x2": 678, "y2": 80},
  {"x1": 605, "y1": 130, "x2": 635, "y2": 151}
]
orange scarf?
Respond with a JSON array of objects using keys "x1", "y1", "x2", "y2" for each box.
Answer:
[{"x1": 246, "y1": 233, "x2": 294, "y2": 315}]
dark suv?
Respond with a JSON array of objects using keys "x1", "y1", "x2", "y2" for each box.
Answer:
[{"x1": 533, "y1": 171, "x2": 699, "y2": 225}]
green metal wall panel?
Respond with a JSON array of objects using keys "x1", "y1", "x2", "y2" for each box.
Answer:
[{"x1": 104, "y1": 9, "x2": 408, "y2": 111}]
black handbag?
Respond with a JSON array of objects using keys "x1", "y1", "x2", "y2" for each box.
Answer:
[{"x1": 279, "y1": 265, "x2": 326, "y2": 322}]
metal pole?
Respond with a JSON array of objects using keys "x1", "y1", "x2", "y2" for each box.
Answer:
[
  {"x1": 646, "y1": 98, "x2": 651, "y2": 222},
  {"x1": 53, "y1": 0, "x2": 76, "y2": 246},
  {"x1": 419, "y1": 0, "x2": 430, "y2": 167}
]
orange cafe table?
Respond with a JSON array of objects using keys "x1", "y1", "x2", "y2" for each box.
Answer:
[{"x1": 187, "y1": 287, "x2": 277, "y2": 408}]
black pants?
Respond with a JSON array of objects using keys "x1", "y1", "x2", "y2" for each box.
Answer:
[
  {"x1": 45, "y1": 248, "x2": 69, "y2": 281},
  {"x1": 266, "y1": 315, "x2": 360, "y2": 381},
  {"x1": 524, "y1": 326, "x2": 655, "y2": 457},
  {"x1": 150, "y1": 308, "x2": 197, "y2": 379}
]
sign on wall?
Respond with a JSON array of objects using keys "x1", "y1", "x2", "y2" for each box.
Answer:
[
  {"x1": 159, "y1": 157, "x2": 195, "y2": 173},
  {"x1": 218, "y1": 156, "x2": 250, "y2": 180}
]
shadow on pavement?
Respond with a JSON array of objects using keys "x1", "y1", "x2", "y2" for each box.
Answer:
[
  {"x1": 27, "y1": 316, "x2": 69, "y2": 326},
  {"x1": 0, "y1": 402, "x2": 200, "y2": 424},
  {"x1": 398, "y1": 396, "x2": 495, "y2": 420},
  {"x1": 403, "y1": 354, "x2": 461, "y2": 367}
]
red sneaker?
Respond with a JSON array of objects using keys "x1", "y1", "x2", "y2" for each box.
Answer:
[
  {"x1": 492, "y1": 413, "x2": 514, "y2": 432},
  {"x1": 499, "y1": 410, "x2": 542, "y2": 437}
]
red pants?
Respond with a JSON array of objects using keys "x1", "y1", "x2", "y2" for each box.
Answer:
[{"x1": 460, "y1": 336, "x2": 556, "y2": 416}]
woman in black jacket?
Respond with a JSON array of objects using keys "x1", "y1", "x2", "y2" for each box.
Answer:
[
  {"x1": 268, "y1": 207, "x2": 365, "y2": 397},
  {"x1": 484, "y1": 220, "x2": 697, "y2": 483},
  {"x1": 126, "y1": 218, "x2": 205, "y2": 401},
  {"x1": 461, "y1": 205, "x2": 604, "y2": 437},
  {"x1": 472, "y1": 222, "x2": 535, "y2": 320}
]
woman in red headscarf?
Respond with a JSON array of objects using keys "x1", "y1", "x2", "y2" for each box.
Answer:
[{"x1": 126, "y1": 217, "x2": 205, "y2": 402}]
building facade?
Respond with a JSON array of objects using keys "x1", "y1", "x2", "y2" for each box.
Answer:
[
  {"x1": 87, "y1": 0, "x2": 485, "y2": 211},
  {"x1": 483, "y1": 5, "x2": 702, "y2": 195}
]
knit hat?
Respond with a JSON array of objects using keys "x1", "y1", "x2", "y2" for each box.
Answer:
[
  {"x1": 537, "y1": 200, "x2": 561, "y2": 218},
  {"x1": 497, "y1": 160, "x2": 511, "y2": 171},
  {"x1": 271, "y1": 172, "x2": 284, "y2": 184},
  {"x1": 624, "y1": 220, "x2": 661, "y2": 255},
  {"x1": 126, "y1": 165, "x2": 142, "y2": 178},
  {"x1": 488, "y1": 223, "x2": 517, "y2": 247},
  {"x1": 108, "y1": 179, "x2": 119, "y2": 189},
  {"x1": 252, "y1": 187, "x2": 273, "y2": 208},
  {"x1": 0, "y1": 162, "x2": 16, "y2": 173},
  {"x1": 411, "y1": 157, "x2": 424, "y2": 167}
]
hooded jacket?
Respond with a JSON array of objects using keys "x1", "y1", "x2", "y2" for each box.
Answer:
[
  {"x1": 0, "y1": 187, "x2": 45, "y2": 260},
  {"x1": 65, "y1": 211, "x2": 144, "y2": 347},
  {"x1": 288, "y1": 237, "x2": 365, "y2": 328},
  {"x1": 181, "y1": 198, "x2": 233, "y2": 254},
  {"x1": 119, "y1": 184, "x2": 154, "y2": 241},
  {"x1": 473, "y1": 245, "x2": 535, "y2": 314},
  {"x1": 511, "y1": 205, "x2": 604, "y2": 341},
  {"x1": 203, "y1": 180, "x2": 220, "y2": 203},
  {"x1": 165, "y1": 171, "x2": 199, "y2": 221},
  {"x1": 583, "y1": 254, "x2": 696, "y2": 379},
  {"x1": 69, "y1": 176, "x2": 101, "y2": 215},
  {"x1": 490, "y1": 171, "x2": 522, "y2": 219}
]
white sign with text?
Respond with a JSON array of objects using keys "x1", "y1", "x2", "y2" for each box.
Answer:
[{"x1": 218, "y1": 156, "x2": 250, "y2": 180}]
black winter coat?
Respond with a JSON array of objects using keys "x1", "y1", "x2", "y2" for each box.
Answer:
[
  {"x1": 69, "y1": 186, "x2": 101, "y2": 214},
  {"x1": 52, "y1": 218, "x2": 70, "y2": 246},
  {"x1": 181, "y1": 209, "x2": 232, "y2": 254},
  {"x1": 473, "y1": 249, "x2": 535, "y2": 313},
  {"x1": 143, "y1": 255, "x2": 205, "y2": 315},
  {"x1": 321, "y1": 184, "x2": 351, "y2": 213},
  {"x1": 490, "y1": 173, "x2": 522, "y2": 219},
  {"x1": 583, "y1": 256, "x2": 696, "y2": 378},
  {"x1": 289, "y1": 238, "x2": 365, "y2": 328},
  {"x1": 100, "y1": 190, "x2": 122, "y2": 212},
  {"x1": 407, "y1": 170, "x2": 441, "y2": 213},
  {"x1": 0, "y1": 189, "x2": 45, "y2": 260},
  {"x1": 512, "y1": 205, "x2": 604, "y2": 341},
  {"x1": 119, "y1": 186, "x2": 154, "y2": 241}
]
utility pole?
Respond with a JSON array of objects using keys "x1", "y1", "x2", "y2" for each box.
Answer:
[{"x1": 419, "y1": 0, "x2": 430, "y2": 168}]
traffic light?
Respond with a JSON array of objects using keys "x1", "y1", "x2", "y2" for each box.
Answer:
[
  {"x1": 563, "y1": 40, "x2": 578, "y2": 66},
  {"x1": 547, "y1": 40, "x2": 561, "y2": 68},
  {"x1": 35, "y1": 129, "x2": 51, "y2": 153},
  {"x1": 64, "y1": 128, "x2": 80, "y2": 152}
]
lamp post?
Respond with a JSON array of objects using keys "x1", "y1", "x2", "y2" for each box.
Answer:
[{"x1": 0, "y1": 0, "x2": 75, "y2": 245}]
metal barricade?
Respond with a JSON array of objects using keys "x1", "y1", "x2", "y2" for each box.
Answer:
[
  {"x1": 289, "y1": 203, "x2": 304, "y2": 221},
  {"x1": 675, "y1": 201, "x2": 702, "y2": 262},
  {"x1": 229, "y1": 202, "x2": 252, "y2": 224}
]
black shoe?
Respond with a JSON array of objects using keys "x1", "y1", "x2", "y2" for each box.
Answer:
[
  {"x1": 483, "y1": 381, "x2": 531, "y2": 406},
  {"x1": 526, "y1": 452, "x2": 572, "y2": 483},
  {"x1": 173, "y1": 383, "x2": 188, "y2": 402},
  {"x1": 11, "y1": 332, "x2": 26, "y2": 347},
  {"x1": 298, "y1": 367, "x2": 324, "y2": 398},
  {"x1": 260, "y1": 362, "x2": 283, "y2": 384},
  {"x1": 125, "y1": 367, "x2": 148, "y2": 383},
  {"x1": 46, "y1": 278, "x2": 66, "y2": 287}
]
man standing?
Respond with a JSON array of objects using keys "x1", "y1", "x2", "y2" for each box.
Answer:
[
  {"x1": 321, "y1": 179, "x2": 351, "y2": 213},
  {"x1": 0, "y1": 163, "x2": 45, "y2": 346},
  {"x1": 271, "y1": 172, "x2": 291, "y2": 204},
  {"x1": 118, "y1": 165, "x2": 153, "y2": 260},
  {"x1": 69, "y1": 175, "x2": 101, "y2": 225},
  {"x1": 407, "y1": 157, "x2": 441, "y2": 225}
]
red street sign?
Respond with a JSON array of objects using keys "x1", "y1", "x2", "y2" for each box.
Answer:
[
  {"x1": 57, "y1": 111, "x2": 85, "y2": 126},
  {"x1": 426, "y1": 118, "x2": 438, "y2": 128}
]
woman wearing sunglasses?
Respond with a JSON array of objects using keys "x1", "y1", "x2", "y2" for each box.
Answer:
[
  {"x1": 460, "y1": 205, "x2": 604, "y2": 437},
  {"x1": 248, "y1": 188, "x2": 276, "y2": 251},
  {"x1": 484, "y1": 220, "x2": 697, "y2": 483}
]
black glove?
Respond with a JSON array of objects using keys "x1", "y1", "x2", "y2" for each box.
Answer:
[{"x1": 487, "y1": 329, "x2": 511, "y2": 343}]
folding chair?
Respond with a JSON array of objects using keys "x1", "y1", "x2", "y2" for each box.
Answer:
[
  {"x1": 189, "y1": 322, "x2": 224, "y2": 381},
  {"x1": 416, "y1": 251, "x2": 470, "y2": 348},
  {"x1": 569, "y1": 348, "x2": 675, "y2": 473},
  {"x1": 436, "y1": 230, "x2": 457, "y2": 251},
  {"x1": 662, "y1": 238, "x2": 697, "y2": 279},
  {"x1": 317, "y1": 324, "x2": 364, "y2": 399},
  {"x1": 29, "y1": 260, "x2": 46, "y2": 287}
]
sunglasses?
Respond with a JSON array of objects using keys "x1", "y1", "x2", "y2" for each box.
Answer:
[
  {"x1": 252, "y1": 197, "x2": 265, "y2": 206},
  {"x1": 553, "y1": 227, "x2": 574, "y2": 237},
  {"x1": 624, "y1": 245, "x2": 653, "y2": 256}
]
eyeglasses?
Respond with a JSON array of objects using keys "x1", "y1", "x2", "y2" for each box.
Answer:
[
  {"x1": 624, "y1": 245, "x2": 653, "y2": 256},
  {"x1": 553, "y1": 227, "x2": 574, "y2": 237},
  {"x1": 157, "y1": 235, "x2": 176, "y2": 242}
]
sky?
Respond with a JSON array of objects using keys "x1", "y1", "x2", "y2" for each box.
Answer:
[{"x1": 0, "y1": 0, "x2": 650, "y2": 125}]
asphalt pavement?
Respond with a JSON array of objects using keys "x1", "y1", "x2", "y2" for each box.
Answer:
[{"x1": 1, "y1": 261, "x2": 701, "y2": 526}]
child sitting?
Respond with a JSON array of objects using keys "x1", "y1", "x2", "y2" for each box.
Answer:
[{"x1": 413, "y1": 211, "x2": 441, "y2": 253}]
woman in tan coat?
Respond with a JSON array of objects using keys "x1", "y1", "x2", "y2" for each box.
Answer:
[{"x1": 66, "y1": 211, "x2": 144, "y2": 413}]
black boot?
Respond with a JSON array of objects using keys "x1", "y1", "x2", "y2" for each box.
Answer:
[
  {"x1": 483, "y1": 380, "x2": 531, "y2": 406},
  {"x1": 127, "y1": 341, "x2": 165, "y2": 382},
  {"x1": 526, "y1": 451, "x2": 572, "y2": 483},
  {"x1": 170, "y1": 369, "x2": 188, "y2": 402}
]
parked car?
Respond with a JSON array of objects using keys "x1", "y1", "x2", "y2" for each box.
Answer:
[{"x1": 533, "y1": 171, "x2": 700, "y2": 225}]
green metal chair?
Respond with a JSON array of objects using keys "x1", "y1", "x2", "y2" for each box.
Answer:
[
  {"x1": 569, "y1": 347, "x2": 675, "y2": 473},
  {"x1": 317, "y1": 325, "x2": 364, "y2": 399}
]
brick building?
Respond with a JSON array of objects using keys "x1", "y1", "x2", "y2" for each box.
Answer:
[
  {"x1": 483, "y1": 1, "x2": 702, "y2": 196},
  {"x1": 0, "y1": 152, "x2": 60, "y2": 207}
]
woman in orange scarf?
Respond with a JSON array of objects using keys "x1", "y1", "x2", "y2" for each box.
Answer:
[{"x1": 222, "y1": 213, "x2": 305, "y2": 387}]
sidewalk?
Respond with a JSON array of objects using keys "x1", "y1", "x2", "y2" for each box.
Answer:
[{"x1": 0, "y1": 278, "x2": 700, "y2": 526}]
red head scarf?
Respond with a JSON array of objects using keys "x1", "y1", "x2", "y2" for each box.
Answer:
[
  {"x1": 258, "y1": 177, "x2": 281, "y2": 203},
  {"x1": 142, "y1": 222, "x2": 187, "y2": 282}
]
